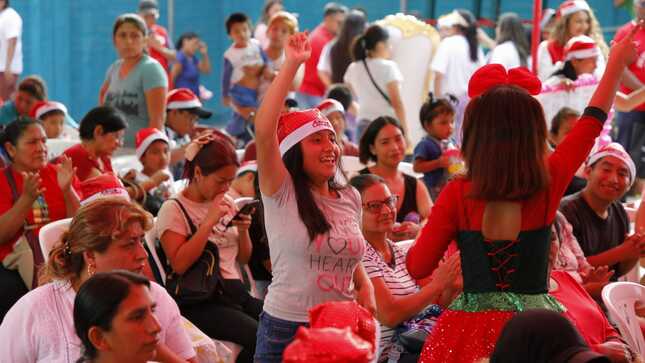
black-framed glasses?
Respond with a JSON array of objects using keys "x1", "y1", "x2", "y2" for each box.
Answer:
[{"x1": 363, "y1": 195, "x2": 399, "y2": 214}]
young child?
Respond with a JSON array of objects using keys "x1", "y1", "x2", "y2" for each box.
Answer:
[
  {"x1": 125, "y1": 127, "x2": 174, "y2": 215},
  {"x1": 326, "y1": 83, "x2": 359, "y2": 142},
  {"x1": 413, "y1": 93, "x2": 457, "y2": 200},
  {"x1": 316, "y1": 98, "x2": 358, "y2": 156},
  {"x1": 406, "y1": 21, "x2": 640, "y2": 363},
  {"x1": 165, "y1": 88, "x2": 213, "y2": 179},
  {"x1": 222, "y1": 12, "x2": 269, "y2": 146},
  {"x1": 30, "y1": 100, "x2": 69, "y2": 139}
]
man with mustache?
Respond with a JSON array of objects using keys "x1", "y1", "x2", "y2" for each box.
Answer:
[{"x1": 560, "y1": 142, "x2": 645, "y2": 281}]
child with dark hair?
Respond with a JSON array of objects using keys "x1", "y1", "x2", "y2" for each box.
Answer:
[
  {"x1": 171, "y1": 31, "x2": 211, "y2": 97},
  {"x1": 413, "y1": 93, "x2": 458, "y2": 200},
  {"x1": 549, "y1": 107, "x2": 588, "y2": 196},
  {"x1": 222, "y1": 12, "x2": 269, "y2": 146},
  {"x1": 29, "y1": 100, "x2": 69, "y2": 139},
  {"x1": 326, "y1": 83, "x2": 359, "y2": 142}
]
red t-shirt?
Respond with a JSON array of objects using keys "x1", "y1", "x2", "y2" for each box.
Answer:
[
  {"x1": 62, "y1": 144, "x2": 113, "y2": 182},
  {"x1": 0, "y1": 165, "x2": 69, "y2": 262},
  {"x1": 298, "y1": 24, "x2": 335, "y2": 97},
  {"x1": 550, "y1": 271, "x2": 621, "y2": 348},
  {"x1": 149, "y1": 24, "x2": 171, "y2": 72},
  {"x1": 406, "y1": 111, "x2": 604, "y2": 279},
  {"x1": 614, "y1": 21, "x2": 645, "y2": 111}
]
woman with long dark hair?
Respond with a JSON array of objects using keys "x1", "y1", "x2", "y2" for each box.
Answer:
[
  {"x1": 431, "y1": 9, "x2": 484, "y2": 99},
  {"x1": 253, "y1": 32, "x2": 375, "y2": 362},
  {"x1": 317, "y1": 10, "x2": 367, "y2": 86},
  {"x1": 488, "y1": 12, "x2": 529, "y2": 69},
  {"x1": 344, "y1": 24, "x2": 407, "y2": 139}
]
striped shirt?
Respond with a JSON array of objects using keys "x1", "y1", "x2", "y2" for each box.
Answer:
[{"x1": 363, "y1": 240, "x2": 419, "y2": 362}]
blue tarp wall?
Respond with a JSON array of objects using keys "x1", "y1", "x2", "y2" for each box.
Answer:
[{"x1": 12, "y1": 0, "x2": 633, "y2": 126}]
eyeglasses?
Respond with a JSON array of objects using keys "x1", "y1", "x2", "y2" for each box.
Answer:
[{"x1": 363, "y1": 195, "x2": 399, "y2": 214}]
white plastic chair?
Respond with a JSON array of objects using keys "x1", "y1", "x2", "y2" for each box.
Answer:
[
  {"x1": 144, "y1": 220, "x2": 167, "y2": 285},
  {"x1": 46, "y1": 139, "x2": 78, "y2": 160},
  {"x1": 398, "y1": 161, "x2": 423, "y2": 179},
  {"x1": 602, "y1": 282, "x2": 645, "y2": 356},
  {"x1": 112, "y1": 154, "x2": 142, "y2": 175},
  {"x1": 235, "y1": 149, "x2": 245, "y2": 162},
  {"x1": 38, "y1": 218, "x2": 72, "y2": 262},
  {"x1": 395, "y1": 239, "x2": 415, "y2": 254}
]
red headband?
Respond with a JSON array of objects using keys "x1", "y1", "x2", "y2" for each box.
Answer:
[{"x1": 467, "y1": 64, "x2": 542, "y2": 99}]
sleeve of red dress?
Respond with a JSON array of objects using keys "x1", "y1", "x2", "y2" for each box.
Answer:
[
  {"x1": 406, "y1": 180, "x2": 459, "y2": 279},
  {"x1": 547, "y1": 107, "x2": 606, "y2": 217}
]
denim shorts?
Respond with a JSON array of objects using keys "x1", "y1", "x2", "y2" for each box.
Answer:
[{"x1": 254, "y1": 311, "x2": 308, "y2": 363}]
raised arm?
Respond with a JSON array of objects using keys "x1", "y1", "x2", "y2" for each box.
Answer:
[
  {"x1": 549, "y1": 22, "x2": 642, "y2": 202},
  {"x1": 256, "y1": 33, "x2": 311, "y2": 196}
]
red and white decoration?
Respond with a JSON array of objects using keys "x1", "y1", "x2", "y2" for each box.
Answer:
[
  {"x1": 564, "y1": 35, "x2": 599, "y2": 61},
  {"x1": 316, "y1": 99, "x2": 345, "y2": 118},
  {"x1": 80, "y1": 174, "x2": 130, "y2": 206}
]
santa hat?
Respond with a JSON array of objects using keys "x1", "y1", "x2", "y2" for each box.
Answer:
[
  {"x1": 564, "y1": 35, "x2": 599, "y2": 61},
  {"x1": 277, "y1": 109, "x2": 335, "y2": 156},
  {"x1": 29, "y1": 101, "x2": 68, "y2": 120},
  {"x1": 586, "y1": 142, "x2": 636, "y2": 186},
  {"x1": 236, "y1": 160, "x2": 257, "y2": 177},
  {"x1": 80, "y1": 174, "x2": 131, "y2": 206},
  {"x1": 316, "y1": 99, "x2": 345, "y2": 118},
  {"x1": 135, "y1": 128, "x2": 169, "y2": 160},
  {"x1": 166, "y1": 88, "x2": 212, "y2": 119},
  {"x1": 558, "y1": 0, "x2": 590, "y2": 18}
]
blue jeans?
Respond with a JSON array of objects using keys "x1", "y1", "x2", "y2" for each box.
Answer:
[{"x1": 254, "y1": 311, "x2": 308, "y2": 363}]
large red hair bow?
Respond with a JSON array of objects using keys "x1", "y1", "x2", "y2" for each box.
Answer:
[{"x1": 467, "y1": 64, "x2": 542, "y2": 98}]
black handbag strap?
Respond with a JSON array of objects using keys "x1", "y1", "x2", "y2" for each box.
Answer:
[
  {"x1": 362, "y1": 59, "x2": 391, "y2": 105},
  {"x1": 170, "y1": 198, "x2": 197, "y2": 235}
]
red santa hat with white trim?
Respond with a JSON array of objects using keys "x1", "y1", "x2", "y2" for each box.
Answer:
[
  {"x1": 166, "y1": 88, "x2": 213, "y2": 119},
  {"x1": 29, "y1": 101, "x2": 68, "y2": 120},
  {"x1": 564, "y1": 35, "x2": 599, "y2": 61},
  {"x1": 80, "y1": 174, "x2": 131, "y2": 206},
  {"x1": 135, "y1": 127, "x2": 169, "y2": 160},
  {"x1": 277, "y1": 109, "x2": 335, "y2": 156},
  {"x1": 236, "y1": 160, "x2": 257, "y2": 177},
  {"x1": 316, "y1": 99, "x2": 345, "y2": 118},
  {"x1": 557, "y1": 0, "x2": 590, "y2": 18}
]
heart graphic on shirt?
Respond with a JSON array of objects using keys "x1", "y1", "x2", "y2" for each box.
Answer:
[{"x1": 327, "y1": 237, "x2": 348, "y2": 255}]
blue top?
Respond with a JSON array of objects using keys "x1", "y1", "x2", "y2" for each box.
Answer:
[
  {"x1": 174, "y1": 51, "x2": 200, "y2": 96},
  {"x1": 413, "y1": 136, "x2": 445, "y2": 189}
]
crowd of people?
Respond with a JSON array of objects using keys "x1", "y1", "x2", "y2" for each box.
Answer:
[{"x1": 0, "y1": 0, "x2": 644, "y2": 362}]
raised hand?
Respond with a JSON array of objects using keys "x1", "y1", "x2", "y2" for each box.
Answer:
[
  {"x1": 285, "y1": 32, "x2": 311, "y2": 65},
  {"x1": 609, "y1": 19, "x2": 643, "y2": 68},
  {"x1": 55, "y1": 155, "x2": 75, "y2": 192},
  {"x1": 22, "y1": 172, "x2": 44, "y2": 201}
]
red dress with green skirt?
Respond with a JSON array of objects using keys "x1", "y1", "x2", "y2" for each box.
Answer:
[{"x1": 406, "y1": 107, "x2": 606, "y2": 363}]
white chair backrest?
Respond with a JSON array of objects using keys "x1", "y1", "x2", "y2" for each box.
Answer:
[
  {"x1": 39, "y1": 218, "x2": 72, "y2": 262},
  {"x1": 398, "y1": 161, "x2": 423, "y2": 179},
  {"x1": 235, "y1": 149, "x2": 245, "y2": 162},
  {"x1": 46, "y1": 139, "x2": 78, "y2": 160},
  {"x1": 171, "y1": 179, "x2": 189, "y2": 196},
  {"x1": 112, "y1": 154, "x2": 142, "y2": 175},
  {"x1": 145, "y1": 218, "x2": 166, "y2": 284},
  {"x1": 602, "y1": 282, "x2": 645, "y2": 355},
  {"x1": 396, "y1": 239, "x2": 415, "y2": 254}
]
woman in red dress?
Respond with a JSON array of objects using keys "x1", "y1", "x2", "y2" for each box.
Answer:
[{"x1": 405, "y1": 23, "x2": 641, "y2": 363}]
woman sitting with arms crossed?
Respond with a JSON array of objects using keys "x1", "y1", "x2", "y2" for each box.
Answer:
[
  {"x1": 0, "y1": 198, "x2": 195, "y2": 363},
  {"x1": 350, "y1": 173, "x2": 461, "y2": 363},
  {"x1": 74, "y1": 271, "x2": 162, "y2": 363}
]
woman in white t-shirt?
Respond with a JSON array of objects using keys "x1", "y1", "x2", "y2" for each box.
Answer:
[
  {"x1": 431, "y1": 9, "x2": 484, "y2": 99},
  {"x1": 254, "y1": 33, "x2": 376, "y2": 363},
  {"x1": 344, "y1": 24, "x2": 407, "y2": 140},
  {"x1": 0, "y1": 198, "x2": 196, "y2": 363},
  {"x1": 350, "y1": 174, "x2": 462, "y2": 362},
  {"x1": 156, "y1": 129, "x2": 261, "y2": 363},
  {"x1": 488, "y1": 12, "x2": 530, "y2": 70}
]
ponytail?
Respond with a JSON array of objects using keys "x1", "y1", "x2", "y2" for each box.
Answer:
[
  {"x1": 456, "y1": 9, "x2": 479, "y2": 62},
  {"x1": 351, "y1": 24, "x2": 389, "y2": 62}
]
